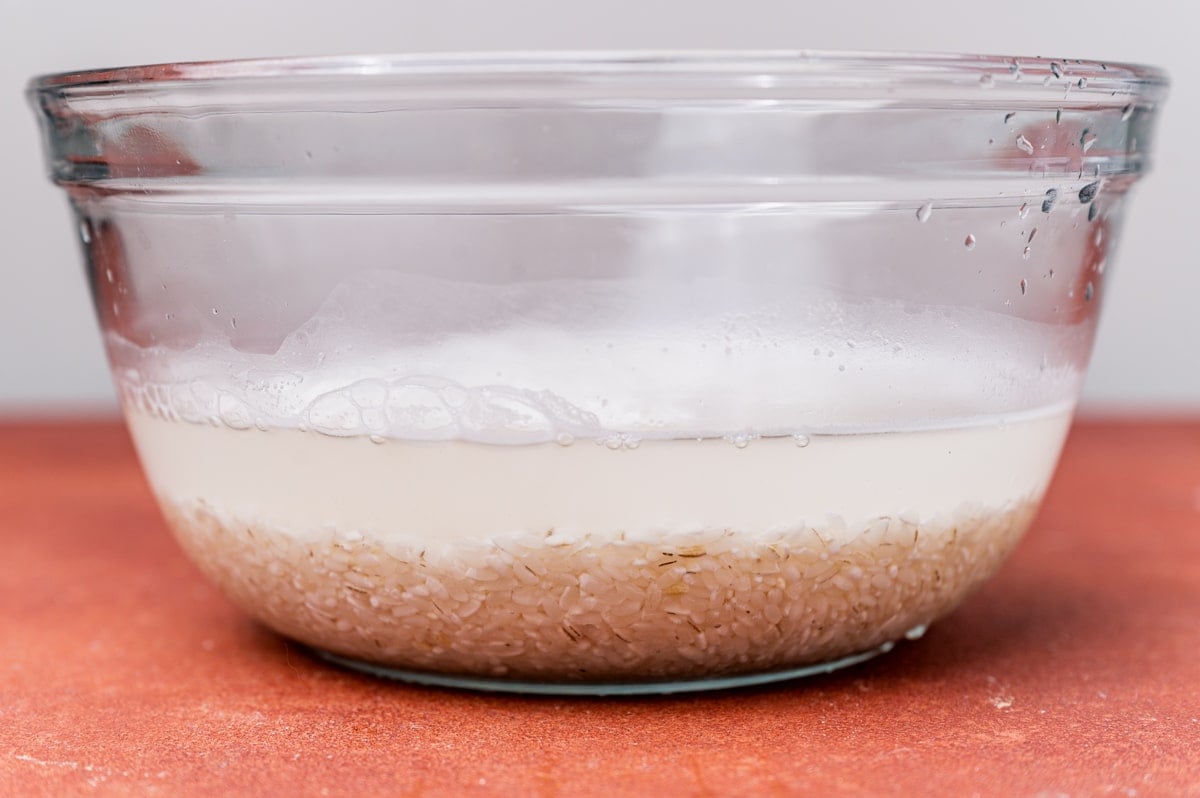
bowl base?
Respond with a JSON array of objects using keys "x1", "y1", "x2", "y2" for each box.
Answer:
[{"x1": 311, "y1": 641, "x2": 896, "y2": 696}]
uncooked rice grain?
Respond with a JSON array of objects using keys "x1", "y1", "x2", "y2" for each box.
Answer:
[{"x1": 164, "y1": 499, "x2": 1037, "y2": 682}]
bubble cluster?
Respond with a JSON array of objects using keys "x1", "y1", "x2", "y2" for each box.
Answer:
[
  {"x1": 303, "y1": 377, "x2": 605, "y2": 444},
  {"x1": 723, "y1": 430, "x2": 761, "y2": 449},
  {"x1": 119, "y1": 370, "x2": 608, "y2": 446},
  {"x1": 119, "y1": 370, "x2": 259, "y2": 431},
  {"x1": 599, "y1": 432, "x2": 642, "y2": 450}
]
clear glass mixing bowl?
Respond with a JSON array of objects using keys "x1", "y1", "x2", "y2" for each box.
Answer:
[{"x1": 30, "y1": 52, "x2": 1166, "y2": 694}]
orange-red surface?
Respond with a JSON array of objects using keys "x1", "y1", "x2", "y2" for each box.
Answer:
[{"x1": 1, "y1": 420, "x2": 1198, "y2": 797}]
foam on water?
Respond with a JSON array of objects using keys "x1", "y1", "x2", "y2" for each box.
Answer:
[{"x1": 108, "y1": 272, "x2": 1085, "y2": 444}]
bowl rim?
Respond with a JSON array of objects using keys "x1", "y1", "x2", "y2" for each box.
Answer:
[{"x1": 29, "y1": 49, "x2": 1168, "y2": 95}]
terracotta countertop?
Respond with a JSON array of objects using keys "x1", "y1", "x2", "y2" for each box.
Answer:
[{"x1": 1, "y1": 419, "x2": 1198, "y2": 796}]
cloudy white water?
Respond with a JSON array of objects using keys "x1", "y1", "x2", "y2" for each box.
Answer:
[{"x1": 128, "y1": 407, "x2": 1071, "y2": 541}]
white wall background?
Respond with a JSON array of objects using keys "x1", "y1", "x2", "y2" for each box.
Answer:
[{"x1": 0, "y1": 0, "x2": 1193, "y2": 414}]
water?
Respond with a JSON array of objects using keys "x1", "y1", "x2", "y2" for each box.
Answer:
[{"x1": 126, "y1": 406, "x2": 1074, "y2": 542}]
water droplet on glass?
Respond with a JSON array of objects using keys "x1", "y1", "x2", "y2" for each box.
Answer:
[
  {"x1": 1094, "y1": 227, "x2": 1105, "y2": 247},
  {"x1": 905, "y1": 624, "x2": 928, "y2": 640},
  {"x1": 555, "y1": 432, "x2": 575, "y2": 447},
  {"x1": 79, "y1": 221, "x2": 92, "y2": 243},
  {"x1": 1020, "y1": 278, "x2": 1028, "y2": 294},
  {"x1": 105, "y1": 268, "x2": 114, "y2": 283},
  {"x1": 625, "y1": 437, "x2": 641, "y2": 450},
  {"x1": 1050, "y1": 62, "x2": 1063, "y2": 78},
  {"x1": 979, "y1": 74, "x2": 995, "y2": 88},
  {"x1": 1042, "y1": 188, "x2": 1059, "y2": 213},
  {"x1": 1088, "y1": 203, "x2": 1100, "y2": 222},
  {"x1": 1016, "y1": 135, "x2": 1035, "y2": 155},
  {"x1": 916, "y1": 202, "x2": 933, "y2": 222},
  {"x1": 1018, "y1": 202, "x2": 1030, "y2": 219},
  {"x1": 369, "y1": 434, "x2": 386, "y2": 445},
  {"x1": 1004, "y1": 111, "x2": 1017, "y2": 124},
  {"x1": 964, "y1": 234, "x2": 976, "y2": 250},
  {"x1": 230, "y1": 316, "x2": 238, "y2": 330},
  {"x1": 812, "y1": 347, "x2": 821, "y2": 357},
  {"x1": 1121, "y1": 103, "x2": 1134, "y2": 121},
  {"x1": 211, "y1": 308, "x2": 219, "y2": 316},
  {"x1": 1079, "y1": 181, "x2": 1100, "y2": 204},
  {"x1": 1009, "y1": 61, "x2": 1021, "y2": 76},
  {"x1": 1028, "y1": 228, "x2": 1038, "y2": 243},
  {"x1": 1056, "y1": 108, "x2": 1062, "y2": 124},
  {"x1": 1077, "y1": 77, "x2": 1088, "y2": 89},
  {"x1": 1085, "y1": 281, "x2": 1095, "y2": 302},
  {"x1": 793, "y1": 433, "x2": 811, "y2": 448},
  {"x1": 838, "y1": 364, "x2": 846, "y2": 372},
  {"x1": 1097, "y1": 259, "x2": 1107, "y2": 275},
  {"x1": 1022, "y1": 247, "x2": 1032, "y2": 261},
  {"x1": 1048, "y1": 268, "x2": 1055, "y2": 278},
  {"x1": 604, "y1": 436, "x2": 623, "y2": 450},
  {"x1": 1082, "y1": 135, "x2": 1098, "y2": 153}
]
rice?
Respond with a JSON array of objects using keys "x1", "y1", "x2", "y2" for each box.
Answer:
[{"x1": 162, "y1": 499, "x2": 1036, "y2": 683}]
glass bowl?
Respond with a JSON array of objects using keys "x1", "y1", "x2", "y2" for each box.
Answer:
[{"x1": 29, "y1": 51, "x2": 1167, "y2": 694}]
